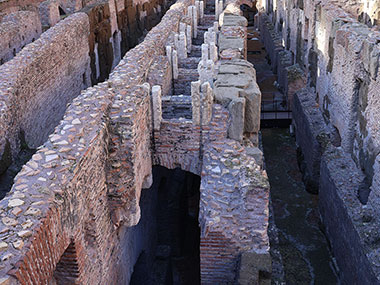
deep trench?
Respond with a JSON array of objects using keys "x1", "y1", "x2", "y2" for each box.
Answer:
[
  {"x1": 130, "y1": 166, "x2": 201, "y2": 284},
  {"x1": 0, "y1": 5, "x2": 170, "y2": 200},
  {"x1": 245, "y1": 12, "x2": 339, "y2": 284}
]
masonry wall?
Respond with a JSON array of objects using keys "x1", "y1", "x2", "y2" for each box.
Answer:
[
  {"x1": 258, "y1": 0, "x2": 380, "y2": 281},
  {"x1": 0, "y1": 11, "x2": 42, "y2": 65},
  {"x1": 0, "y1": 13, "x2": 90, "y2": 170},
  {"x1": 259, "y1": 0, "x2": 380, "y2": 184},
  {"x1": 0, "y1": 0, "x2": 192, "y2": 282}
]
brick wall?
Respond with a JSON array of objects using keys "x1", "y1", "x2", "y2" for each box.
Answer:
[{"x1": 200, "y1": 232, "x2": 240, "y2": 283}]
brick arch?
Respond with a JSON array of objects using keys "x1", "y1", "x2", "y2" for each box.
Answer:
[{"x1": 153, "y1": 152, "x2": 202, "y2": 176}]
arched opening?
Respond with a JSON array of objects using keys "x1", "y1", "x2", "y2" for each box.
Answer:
[{"x1": 130, "y1": 166, "x2": 201, "y2": 284}]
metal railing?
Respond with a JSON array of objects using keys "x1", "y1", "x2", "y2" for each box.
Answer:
[{"x1": 260, "y1": 99, "x2": 292, "y2": 120}]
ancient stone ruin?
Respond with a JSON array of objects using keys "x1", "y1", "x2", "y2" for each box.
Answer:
[{"x1": 0, "y1": 0, "x2": 378, "y2": 282}]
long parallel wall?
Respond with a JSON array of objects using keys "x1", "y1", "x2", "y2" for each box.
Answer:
[
  {"x1": 0, "y1": 0, "x2": 190, "y2": 282},
  {"x1": 257, "y1": 0, "x2": 380, "y2": 282},
  {"x1": 0, "y1": 13, "x2": 90, "y2": 169},
  {"x1": 0, "y1": 11, "x2": 42, "y2": 65},
  {"x1": 0, "y1": 0, "x2": 171, "y2": 175}
]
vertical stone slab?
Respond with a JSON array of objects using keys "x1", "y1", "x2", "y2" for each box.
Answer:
[
  {"x1": 201, "y1": 81, "x2": 213, "y2": 125},
  {"x1": 215, "y1": 0, "x2": 219, "y2": 20},
  {"x1": 179, "y1": 22, "x2": 186, "y2": 33},
  {"x1": 204, "y1": 31, "x2": 210, "y2": 44},
  {"x1": 209, "y1": 42, "x2": 218, "y2": 62},
  {"x1": 174, "y1": 32, "x2": 179, "y2": 51},
  {"x1": 152, "y1": 85, "x2": 162, "y2": 131},
  {"x1": 213, "y1": 21, "x2": 218, "y2": 32},
  {"x1": 195, "y1": 1, "x2": 200, "y2": 21},
  {"x1": 218, "y1": 0, "x2": 223, "y2": 18},
  {"x1": 192, "y1": 6, "x2": 198, "y2": 38},
  {"x1": 186, "y1": 24, "x2": 192, "y2": 53},
  {"x1": 200, "y1": 1, "x2": 204, "y2": 19},
  {"x1": 201, "y1": 43, "x2": 209, "y2": 61},
  {"x1": 172, "y1": 49, "x2": 178, "y2": 79},
  {"x1": 208, "y1": 27, "x2": 216, "y2": 43},
  {"x1": 166, "y1": 45, "x2": 172, "y2": 65},
  {"x1": 191, "y1": 80, "x2": 201, "y2": 125},
  {"x1": 227, "y1": 97, "x2": 245, "y2": 142},
  {"x1": 179, "y1": 31, "x2": 187, "y2": 58},
  {"x1": 198, "y1": 60, "x2": 214, "y2": 85},
  {"x1": 187, "y1": 6, "x2": 193, "y2": 23}
]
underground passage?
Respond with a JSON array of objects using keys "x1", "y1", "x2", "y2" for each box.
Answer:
[
  {"x1": 130, "y1": 166, "x2": 201, "y2": 284},
  {"x1": 0, "y1": 0, "x2": 379, "y2": 282}
]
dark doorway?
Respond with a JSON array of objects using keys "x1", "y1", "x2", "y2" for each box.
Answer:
[{"x1": 131, "y1": 166, "x2": 201, "y2": 284}]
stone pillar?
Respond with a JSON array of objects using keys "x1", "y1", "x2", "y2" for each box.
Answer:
[
  {"x1": 213, "y1": 21, "x2": 218, "y2": 32},
  {"x1": 228, "y1": 97, "x2": 245, "y2": 142},
  {"x1": 204, "y1": 31, "x2": 210, "y2": 44},
  {"x1": 200, "y1": 1, "x2": 204, "y2": 19},
  {"x1": 179, "y1": 22, "x2": 186, "y2": 34},
  {"x1": 192, "y1": 5, "x2": 198, "y2": 38},
  {"x1": 179, "y1": 32, "x2": 187, "y2": 58},
  {"x1": 191, "y1": 80, "x2": 201, "y2": 125},
  {"x1": 187, "y1": 5, "x2": 193, "y2": 21},
  {"x1": 174, "y1": 32, "x2": 179, "y2": 49},
  {"x1": 195, "y1": 1, "x2": 200, "y2": 21},
  {"x1": 218, "y1": 0, "x2": 223, "y2": 18},
  {"x1": 209, "y1": 42, "x2": 218, "y2": 62},
  {"x1": 152, "y1": 85, "x2": 162, "y2": 131},
  {"x1": 201, "y1": 43, "x2": 209, "y2": 61},
  {"x1": 172, "y1": 49, "x2": 178, "y2": 79},
  {"x1": 204, "y1": 29, "x2": 216, "y2": 46},
  {"x1": 198, "y1": 44, "x2": 214, "y2": 85},
  {"x1": 201, "y1": 81, "x2": 213, "y2": 125},
  {"x1": 186, "y1": 24, "x2": 192, "y2": 53},
  {"x1": 215, "y1": 0, "x2": 219, "y2": 20},
  {"x1": 208, "y1": 27, "x2": 217, "y2": 43},
  {"x1": 166, "y1": 45, "x2": 172, "y2": 65}
]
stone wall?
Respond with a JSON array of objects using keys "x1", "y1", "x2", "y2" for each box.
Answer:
[
  {"x1": 320, "y1": 147, "x2": 380, "y2": 283},
  {"x1": 82, "y1": 0, "x2": 169, "y2": 85},
  {"x1": 0, "y1": 0, "x2": 192, "y2": 282},
  {"x1": 198, "y1": 2, "x2": 271, "y2": 284},
  {"x1": 0, "y1": 13, "x2": 90, "y2": 173},
  {"x1": 0, "y1": 11, "x2": 42, "y2": 65},
  {"x1": 0, "y1": 0, "x2": 272, "y2": 283},
  {"x1": 258, "y1": 0, "x2": 380, "y2": 188},
  {"x1": 258, "y1": 0, "x2": 380, "y2": 281},
  {"x1": 199, "y1": 139, "x2": 271, "y2": 284}
]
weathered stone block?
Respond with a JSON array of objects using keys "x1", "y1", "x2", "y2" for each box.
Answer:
[
  {"x1": 228, "y1": 97, "x2": 245, "y2": 142},
  {"x1": 240, "y1": 82, "x2": 261, "y2": 134}
]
